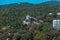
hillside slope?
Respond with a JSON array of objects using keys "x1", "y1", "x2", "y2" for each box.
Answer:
[{"x1": 0, "y1": 1, "x2": 60, "y2": 40}]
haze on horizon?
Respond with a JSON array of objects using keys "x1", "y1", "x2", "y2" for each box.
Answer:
[{"x1": 0, "y1": 0, "x2": 60, "y2": 5}]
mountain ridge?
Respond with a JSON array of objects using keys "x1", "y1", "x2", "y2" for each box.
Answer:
[
  {"x1": 0, "y1": 1, "x2": 60, "y2": 13},
  {"x1": 0, "y1": 1, "x2": 60, "y2": 7}
]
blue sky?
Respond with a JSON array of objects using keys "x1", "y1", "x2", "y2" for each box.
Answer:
[{"x1": 0, "y1": 0, "x2": 60, "y2": 5}]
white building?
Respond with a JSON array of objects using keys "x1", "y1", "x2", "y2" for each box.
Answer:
[
  {"x1": 23, "y1": 20, "x2": 30, "y2": 25},
  {"x1": 2, "y1": 27, "x2": 7, "y2": 30},
  {"x1": 26, "y1": 15, "x2": 31, "y2": 20},
  {"x1": 6, "y1": 38, "x2": 10, "y2": 40},
  {"x1": 48, "y1": 13, "x2": 53, "y2": 15},
  {"x1": 57, "y1": 13, "x2": 60, "y2": 15},
  {"x1": 53, "y1": 20, "x2": 60, "y2": 29}
]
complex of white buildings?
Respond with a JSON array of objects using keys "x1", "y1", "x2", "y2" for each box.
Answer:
[
  {"x1": 23, "y1": 14, "x2": 60, "y2": 29},
  {"x1": 23, "y1": 15, "x2": 43, "y2": 25}
]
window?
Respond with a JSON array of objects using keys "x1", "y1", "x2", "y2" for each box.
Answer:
[{"x1": 53, "y1": 20, "x2": 60, "y2": 28}]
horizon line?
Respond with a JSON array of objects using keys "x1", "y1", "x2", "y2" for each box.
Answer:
[{"x1": 0, "y1": 0, "x2": 60, "y2": 5}]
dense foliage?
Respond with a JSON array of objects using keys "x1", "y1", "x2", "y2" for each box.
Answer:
[{"x1": 0, "y1": 1, "x2": 60, "y2": 40}]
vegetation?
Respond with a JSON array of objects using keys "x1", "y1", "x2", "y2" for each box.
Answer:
[{"x1": 0, "y1": 1, "x2": 60, "y2": 40}]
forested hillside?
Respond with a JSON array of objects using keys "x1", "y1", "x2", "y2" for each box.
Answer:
[{"x1": 0, "y1": 1, "x2": 60, "y2": 40}]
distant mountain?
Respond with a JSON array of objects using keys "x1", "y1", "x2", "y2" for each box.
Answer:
[
  {"x1": 0, "y1": 1, "x2": 60, "y2": 12},
  {"x1": 0, "y1": 2, "x2": 34, "y2": 8},
  {"x1": 0, "y1": 1, "x2": 60, "y2": 7},
  {"x1": 0, "y1": 1, "x2": 60, "y2": 8},
  {"x1": 39, "y1": 1, "x2": 60, "y2": 6},
  {"x1": 35, "y1": 1, "x2": 60, "y2": 13}
]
